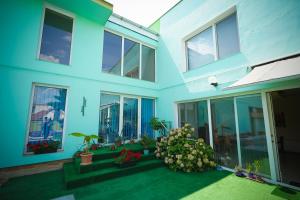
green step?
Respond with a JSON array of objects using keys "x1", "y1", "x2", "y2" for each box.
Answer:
[
  {"x1": 76, "y1": 154, "x2": 156, "y2": 174},
  {"x1": 64, "y1": 159, "x2": 164, "y2": 189},
  {"x1": 90, "y1": 144, "x2": 156, "y2": 161}
]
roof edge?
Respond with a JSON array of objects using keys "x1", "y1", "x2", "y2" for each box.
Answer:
[{"x1": 92, "y1": 0, "x2": 113, "y2": 10}]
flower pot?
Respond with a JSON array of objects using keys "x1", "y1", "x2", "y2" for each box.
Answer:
[
  {"x1": 116, "y1": 161, "x2": 136, "y2": 168},
  {"x1": 144, "y1": 149, "x2": 149, "y2": 155},
  {"x1": 80, "y1": 152, "x2": 93, "y2": 165},
  {"x1": 235, "y1": 171, "x2": 246, "y2": 177}
]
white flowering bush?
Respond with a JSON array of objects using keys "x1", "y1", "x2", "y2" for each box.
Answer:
[{"x1": 155, "y1": 124, "x2": 216, "y2": 172}]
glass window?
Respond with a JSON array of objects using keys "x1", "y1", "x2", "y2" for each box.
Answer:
[
  {"x1": 123, "y1": 98, "x2": 138, "y2": 140},
  {"x1": 124, "y1": 39, "x2": 140, "y2": 79},
  {"x1": 99, "y1": 94, "x2": 120, "y2": 143},
  {"x1": 216, "y1": 13, "x2": 239, "y2": 59},
  {"x1": 211, "y1": 98, "x2": 238, "y2": 168},
  {"x1": 141, "y1": 98, "x2": 155, "y2": 138},
  {"x1": 178, "y1": 101, "x2": 209, "y2": 144},
  {"x1": 102, "y1": 31, "x2": 122, "y2": 75},
  {"x1": 186, "y1": 27, "x2": 215, "y2": 70},
  {"x1": 26, "y1": 85, "x2": 67, "y2": 153},
  {"x1": 39, "y1": 8, "x2": 73, "y2": 65},
  {"x1": 141, "y1": 45, "x2": 155, "y2": 82},
  {"x1": 236, "y1": 95, "x2": 270, "y2": 177}
]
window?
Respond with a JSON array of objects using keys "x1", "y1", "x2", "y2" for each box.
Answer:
[
  {"x1": 142, "y1": 45, "x2": 155, "y2": 82},
  {"x1": 211, "y1": 98, "x2": 238, "y2": 168},
  {"x1": 187, "y1": 28, "x2": 214, "y2": 70},
  {"x1": 26, "y1": 84, "x2": 67, "y2": 153},
  {"x1": 123, "y1": 39, "x2": 140, "y2": 78},
  {"x1": 216, "y1": 13, "x2": 239, "y2": 59},
  {"x1": 123, "y1": 97, "x2": 138, "y2": 140},
  {"x1": 99, "y1": 94, "x2": 120, "y2": 143},
  {"x1": 99, "y1": 93, "x2": 156, "y2": 143},
  {"x1": 102, "y1": 30, "x2": 156, "y2": 82},
  {"x1": 236, "y1": 95, "x2": 270, "y2": 177},
  {"x1": 102, "y1": 31, "x2": 122, "y2": 75},
  {"x1": 178, "y1": 101, "x2": 210, "y2": 144},
  {"x1": 141, "y1": 98, "x2": 155, "y2": 137},
  {"x1": 186, "y1": 12, "x2": 239, "y2": 70},
  {"x1": 39, "y1": 8, "x2": 73, "y2": 65}
]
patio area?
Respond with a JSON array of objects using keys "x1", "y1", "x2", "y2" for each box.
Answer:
[{"x1": 1, "y1": 167, "x2": 299, "y2": 200}]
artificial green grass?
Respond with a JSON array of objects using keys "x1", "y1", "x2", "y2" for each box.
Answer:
[{"x1": 1, "y1": 168, "x2": 299, "y2": 200}]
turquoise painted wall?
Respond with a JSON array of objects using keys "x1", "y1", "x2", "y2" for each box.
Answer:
[
  {"x1": 155, "y1": 0, "x2": 300, "y2": 123},
  {"x1": 0, "y1": 0, "x2": 158, "y2": 168},
  {"x1": 1, "y1": 0, "x2": 300, "y2": 168}
]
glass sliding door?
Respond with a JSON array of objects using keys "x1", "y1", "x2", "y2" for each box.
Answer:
[
  {"x1": 211, "y1": 98, "x2": 238, "y2": 168},
  {"x1": 178, "y1": 101, "x2": 209, "y2": 143},
  {"x1": 141, "y1": 98, "x2": 155, "y2": 138},
  {"x1": 236, "y1": 95, "x2": 270, "y2": 177},
  {"x1": 123, "y1": 97, "x2": 138, "y2": 140},
  {"x1": 197, "y1": 101, "x2": 209, "y2": 144},
  {"x1": 99, "y1": 94, "x2": 120, "y2": 143}
]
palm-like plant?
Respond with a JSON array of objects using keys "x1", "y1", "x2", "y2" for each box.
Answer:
[{"x1": 69, "y1": 132, "x2": 99, "y2": 154}]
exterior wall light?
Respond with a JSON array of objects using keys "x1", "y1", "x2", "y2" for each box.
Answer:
[{"x1": 208, "y1": 76, "x2": 218, "y2": 87}]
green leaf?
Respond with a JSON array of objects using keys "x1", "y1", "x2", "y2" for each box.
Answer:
[{"x1": 69, "y1": 132, "x2": 87, "y2": 137}]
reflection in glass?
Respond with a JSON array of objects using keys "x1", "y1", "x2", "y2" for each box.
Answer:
[
  {"x1": 99, "y1": 94, "x2": 120, "y2": 143},
  {"x1": 236, "y1": 95, "x2": 270, "y2": 177},
  {"x1": 178, "y1": 101, "x2": 209, "y2": 144},
  {"x1": 124, "y1": 39, "x2": 140, "y2": 78},
  {"x1": 216, "y1": 13, "x2": 239, "y2": 59},
  {"x1": 211, "y1": 98, "x2": 238, "y2": 168},
  {"x1": 141, "y1": 45, "x2": 155, "y2": 82},
  {"x1": 102, "y1": 31, "x2": 122, "y2": 75},
  {"x1": 141, "y1": 98, "x2": 155, "y2": 138},
  {"x1": 186, "y1": 27, "x2": 214, "y2": 70},
  {"x1": 123, "y1": 98, "x2": 138, "y2": 140},
  {"x1": 39, "y1": 8, "x2": 73, "y2": 65},
  {"x1": 27, "y1": 86, "x2": 67, "y2": 152}
]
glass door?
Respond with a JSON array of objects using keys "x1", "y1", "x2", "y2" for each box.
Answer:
[{"x1": 122, "y1": 97, "x2": 138, "y2": 140}]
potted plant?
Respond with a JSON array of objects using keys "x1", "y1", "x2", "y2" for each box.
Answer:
[
  {"x1": 253, "y1": 160, "x2": 264, "y2": 182},
  {"x1": 69, "y1": 132, "x2": 99, "y2": 165},
  {"x1": 234, "y1": 165, "x2": 245, "y2": 177},
  {"x1": 140, "y1": 135, "x2": 155, "y2": 155},
  {"x1": 150, "y1": 117, "x2": 167, "y2": 139},
  {"x1": 114, "y1": 148, "x2": 142, "y2": 168},
  {"x1": 246, "y1": 163, "x2": 256, "y2": 180},
  {"x1": 27, "y1": 140, "x2": 60, "y2": 154},
  {"x1": 114, "y1": 136, "x2": 122, "y2": 147}
]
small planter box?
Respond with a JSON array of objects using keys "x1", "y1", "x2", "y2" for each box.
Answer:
[{"x1": 115, "y1": 161, "x2": 137, "y2": 168}]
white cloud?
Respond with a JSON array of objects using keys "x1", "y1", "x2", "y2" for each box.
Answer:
[
  {"x1": 39, "y1": 54, "x2": 60, "y2": 63},
  {"x1": 106, "y1": 0, "x2": 181, "y2": 27}
]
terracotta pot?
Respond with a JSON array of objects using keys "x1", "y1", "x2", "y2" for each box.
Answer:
[{"x1": 80, "y1": 152, "x2": 93, "y2": 165}]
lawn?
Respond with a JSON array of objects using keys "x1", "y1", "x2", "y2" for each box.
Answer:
[{"x1": 0, "y1": 167, "x2": 299, "y2": 200}]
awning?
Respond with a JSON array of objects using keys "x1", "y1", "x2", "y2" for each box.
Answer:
[{"x1": 226, "y1": 55, "x2": 300, "y2": 90}]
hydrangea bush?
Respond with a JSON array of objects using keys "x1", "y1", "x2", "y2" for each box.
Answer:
[{"x1": 155, "y1": 124, "x2": 216, "y2": 172}]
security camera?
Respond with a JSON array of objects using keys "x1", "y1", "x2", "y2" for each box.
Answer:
[{"x1": 208, "y1": 76, "x2": 218, "y2": 87}]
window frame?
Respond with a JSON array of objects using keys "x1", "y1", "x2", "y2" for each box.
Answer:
[
  {"x1": 24, "y1": 83, "x2": 69, "y2": 155},
  {"x1": 183, "y1": 7, "x2": 240, "y2": 71},
  {"x1": 37, "y1": 4, "x2": 75, "y2": 66},
  {"x1": 102, "y1": 29, "x2": 157, "y2": 82}
]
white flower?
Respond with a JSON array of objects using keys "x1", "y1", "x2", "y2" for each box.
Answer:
[
  {"x1": 203, "y1": 158, "x2": 209, "y2": 164},
  {"x1": 187, "y1": 134, "x2": 191, "y2": 137},
  {"x1": 168, "y1": 158, "x2": 174, "y2": 163},
  {"x1": 197, "y1": 160, "x2": 203, "y2": 167},
  {"x1": 156, "y1": 153, "x2": 160, "y2": 157},
  {"x1": 192, "y1": 150, "x2": 197, "y2": 155},
  {"x1": 191, "y1": 128, "x2": 195, "y2": 132},
  {"x1": 180, "y1": 163, "x2": 184, "y2": 168},
  {"x1": 164, "y1": 157, "x2": 168, "y2": 164}
]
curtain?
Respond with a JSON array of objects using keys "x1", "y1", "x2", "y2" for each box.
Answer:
[{"x1": 141, "y1": 98, "x2": 155, "y2": 138}]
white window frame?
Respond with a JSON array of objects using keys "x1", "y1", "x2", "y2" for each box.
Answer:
[
  {"x1": 100, "y1": 91, "x2": 156, "y2": 143},
  {"x1": 37, "y1": 4, "x2": 75, "y2": 66},
  {"x1": 183, "y1": 6, "x2": 239, "y2": 72},
  {"x1": 102, "y1": 29, "x2": 157, "y2": 82},
  {"x1": 24, "y1": 83, "x2": 69, "y2": 155}
]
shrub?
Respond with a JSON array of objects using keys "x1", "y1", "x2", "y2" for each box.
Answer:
[{"x1": 155, "y1": 124, "x2": 216, "y2": 172}]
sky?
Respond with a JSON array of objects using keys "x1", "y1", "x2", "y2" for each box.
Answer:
[{"x1": 106, "y1": 0, "x2": 181, "y2": 27}]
